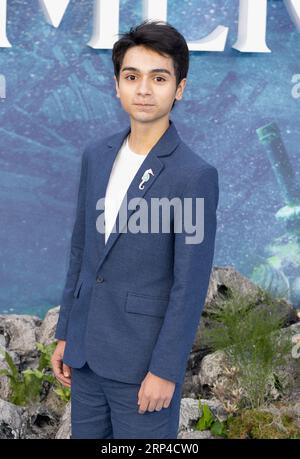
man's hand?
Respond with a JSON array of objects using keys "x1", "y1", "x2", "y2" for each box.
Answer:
[
  {"x1": 137, "y1": 371, "x2": 175, "y2": 414},
  {"x1": 51, "y1": 340, "x2": 72, "y2": 388}
]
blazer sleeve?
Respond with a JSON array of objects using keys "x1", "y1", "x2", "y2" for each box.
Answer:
[
  {"x1": 148, "y1": 165, "x2": 219, "y2": 385},
  {"x1": 54, "y1": 147, "x2": 88, "y2": 340}
]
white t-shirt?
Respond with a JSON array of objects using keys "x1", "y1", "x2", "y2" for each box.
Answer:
[{"x1": 104, "y1": 135, "x2": 147, "y2": 244}]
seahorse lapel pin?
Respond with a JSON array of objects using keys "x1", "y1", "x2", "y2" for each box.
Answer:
[{"x1": 138, "y1": 168, "x2": 155, "y2": 190}]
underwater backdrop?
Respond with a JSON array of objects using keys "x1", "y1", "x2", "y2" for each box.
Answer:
[{"x1": 0, "y1": 0, "x2": 299, "y2": 317}]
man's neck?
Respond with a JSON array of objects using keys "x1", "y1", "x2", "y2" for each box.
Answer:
[{"x1": 128, "y1": 118, "x2": 170, "y2": 156}]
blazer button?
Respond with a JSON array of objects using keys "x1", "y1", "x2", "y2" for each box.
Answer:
[{"x1": 96, "y1": 275, "x2": 104, "y2": 283}]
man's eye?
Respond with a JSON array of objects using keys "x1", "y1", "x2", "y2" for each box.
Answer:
[{"x1": 124, "y1": 75, "x2": 166, "y2": 82}]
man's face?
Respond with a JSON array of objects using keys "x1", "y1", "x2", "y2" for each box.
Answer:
[{"x1": 114, "y1": 45, "x2": 186, "y2": 123}]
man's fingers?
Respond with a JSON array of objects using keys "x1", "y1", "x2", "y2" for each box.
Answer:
[
  {"x1": 54, "y1": 369, "x2": 71, "y2": 387},
  {"x1": 154, "y1": 400, "x2": 164, "y2": 411},
  {"x1": 56, "y1": 375, "x2": 71, "y2": 387},
  {"x1": 163, "y1": 400, "x2": 170, "y2": 409},
  {"x1": 63, "y1": 363, "x2": 71, "y2": 378},
  {"x1": 138, "y1": 395, "x2": 150, "y2": 414},
  {"x1": 148, "y1": 397, "x2": 164, "y2": 412},
  {"x1": 137, "y1": 384, "x2": 144, "y2": 405},
  {"x1": 51, "y1": 357, "x2": 71, "y2": 386},
  {"x1": 147, "y1": 400, "x2": 156, "y2": 412},
  {"x1": 51, "y1": 357, "x2": 61, "y2": 377},
  {"x1": 138, "y1": 394, "x2": 169, "y2": 413},
  {"x1": 50, "y1": 342, "x2": 71, "y2": 387}
]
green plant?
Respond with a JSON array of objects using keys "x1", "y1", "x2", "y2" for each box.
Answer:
[
  {"x1": 225, "y1": 408, "x2": 300, "y2": 439},
  {"x1": 0, "y1": 348, "x2": 47, "y2": 405},
  {"x1": 195, "y1": 400, "x2": 228, "y2": 438},
  {"x1": 202, "y1": 287, "x2": 292, "y2": 409},
  {"x1": 194, "y1": 401, "x2": 300, "y2": 439},
  {"x1": 0, "y1": 341, "x2": 70, "y2": 406},
  {"x1": 36, "y1": 341, "x2": 57, "y2": 371},
  {"x1": 53, "y1": 385, "x2": 71, "y2": 403}
]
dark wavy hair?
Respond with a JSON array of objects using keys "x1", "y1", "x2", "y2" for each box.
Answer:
[{"x1": 112, "y1": 19, "x2": 189, "y2": 110}]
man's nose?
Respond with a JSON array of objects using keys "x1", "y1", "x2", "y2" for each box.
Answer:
[{"x1": 137, "y1": 77, "x2": 152, "y2": 95}]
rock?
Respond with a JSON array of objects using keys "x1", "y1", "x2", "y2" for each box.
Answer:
[
  {"x1": 0, "y1": 309, "x2": 66, "y2": 438},
  {"x1": 268, "y1": 322, "x2": 300, "y2": 399},
  {"x1": 0, "y1": 399, "x2": 27, "y2": 439},
  {"x1": 198, "y1": 350, "x2": 228, "y2": 388},
  {"x1": 0, "y1": 266, "x2": 298, "y2": 439},
  {"x1": 198, "y1": 322, "x2": 300, "y2": 408},
  {"x1": 290, "y1": 321, "x2": 300, "y2": 335},
  {"x1": 55, "y1": 402, "x2": 71, "y2": 439},
  {"x1": 25, "y1": 403, "x2": 60, "y2": 439},
  {"x1": 178, "y1": 397, "x2": 228, "y2": 433},
  {"x1": 0, "y1": 362, "x2": 11, "y2": 401},
  {"x1": 193, "y1": 267, "x2": 299, "y2": 356},
  {"x1": 181, "y1": 374, "x2": 203, "y2": 399},
  {"x1": 206, "y1": 266, "x2": 261, "y2": 304},
  {"x1": 192, "y1": 266, "x2": 265, "y2": 358},
  {"x1": 43, "y1": 386, "x2": 67, "y2": 420},
  {"x1": 0, "y1": 314, "x2": 42, "y2": 370},
  {"x1": 198, "y1": 398, "x2": 228, "y2": 422},
  {"x1": 36, "y1": 306, "x2": 60, "y2": 345},
  {"x1": 0, "y1": 342, "x2": 22, "y2": 401},
  {"x1": 193, "y1": 266, "x2": 261, "y2": 354},
  {"x1": 178, "y1": 429, "x2": 217, "y2": 439},
  {"x1": 179, "y1": 398, "x2": 201, "y2": 430},
  {"x1": 252, "y1": 301, "x2": 298, "y2": 327}
]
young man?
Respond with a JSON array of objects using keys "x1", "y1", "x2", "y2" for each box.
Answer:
[{"x1": 51, "y1": 20, "x2": 219, "y2": 439}]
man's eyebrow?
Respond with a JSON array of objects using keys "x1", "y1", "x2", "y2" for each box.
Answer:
[{"x1": 121, "y1": 67, "x2": 172, "y2": 76}]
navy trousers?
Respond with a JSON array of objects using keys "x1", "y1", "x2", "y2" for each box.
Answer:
[{"x1": 70, "y1": 361, "x2": 183, "y2": 439}]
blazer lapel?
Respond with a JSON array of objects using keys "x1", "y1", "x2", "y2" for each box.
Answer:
[
  {"x1": 95, "y1": 119, "x2": 181, "y2": 274},
  {"x1": 95, "y1": 125, "x2": 131, "y2": 258}
]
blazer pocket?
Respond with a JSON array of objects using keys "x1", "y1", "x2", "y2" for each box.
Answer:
[
  {"x1": 73, "y1": 277, "x2": 84, "y2": 299},
  {"x1": 125, "y1": 292, "x2": 169, "y2": 319}
]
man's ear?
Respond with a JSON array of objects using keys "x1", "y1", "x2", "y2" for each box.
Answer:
[
  {"x1": 114, "y1": 75, "x2": 120, "y2": 98},
  {"x1": 175, "y1": 78, "x2": 187, "y2": 101}
]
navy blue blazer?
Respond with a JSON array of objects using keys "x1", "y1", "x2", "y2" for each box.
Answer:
[{"x1": 54, "y1": 119, "x2": 219, "y2": 385}]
